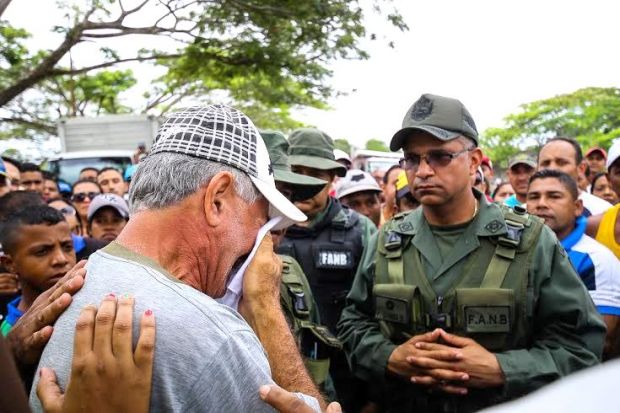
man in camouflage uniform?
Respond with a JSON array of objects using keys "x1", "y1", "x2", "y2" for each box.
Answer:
[
  {"x1": 277, "y1": 128, "x2": 377, "y2": 412},
  {"x1": 337, "y1": 94, "x2": 606, "y2": 413}
]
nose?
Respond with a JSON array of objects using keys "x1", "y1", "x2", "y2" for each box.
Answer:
[
  {"x1": 415, "y1": 157, "x2": 434, "y2": 178},
  {"x1": 51, "y1": 247, "x2": 70, "y2": 268}
]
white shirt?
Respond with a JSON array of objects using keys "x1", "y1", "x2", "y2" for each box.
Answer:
[{"x1": 579, "y1": 190, "x2": 612, "y2": 216}]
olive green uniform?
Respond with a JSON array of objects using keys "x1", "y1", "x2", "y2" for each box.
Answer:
[
  {"x1": 279, "y1": 254, "x2": 340, "y2": 398},
  {"x1": 337, "y1": 192, "x2": 606, "y2": 412}
]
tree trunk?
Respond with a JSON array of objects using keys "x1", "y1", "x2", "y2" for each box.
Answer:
[{"x1": 0, "y1": 0, "x2": 13, "y2": 18}]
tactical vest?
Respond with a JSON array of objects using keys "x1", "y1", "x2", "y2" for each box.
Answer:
[
  {"x1": 374, "y1": 205, "x2": 544, "y2": 352},
  {"x1": 279, "y1": 254, "x2": 342, "y2": 386},
  {"x1": 278, "y1": 199, "x2": 365, "y2": 334}
]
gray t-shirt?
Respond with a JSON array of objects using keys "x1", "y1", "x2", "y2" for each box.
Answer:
[{"x1": 30, "y1": 242, "x2": 318, "y2": 412}]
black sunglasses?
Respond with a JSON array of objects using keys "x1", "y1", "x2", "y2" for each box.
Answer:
[{"x1": 71, "y1": 192, "x2": 99, "y2": 202}]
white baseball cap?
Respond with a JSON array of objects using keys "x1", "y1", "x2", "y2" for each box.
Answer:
[
  {"x1": 335, "y1": 169, "x2": 382, "y2": 199},
  {"x1": 606, "y1": 139, "x2": 620, "y2": 170},
  {"x1": 150, "y1": 105, "x2": 306, "y2": 230}
]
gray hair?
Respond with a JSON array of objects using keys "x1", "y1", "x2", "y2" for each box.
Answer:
[{"x1": 128, "y1": 152, "x2": 261, "y2": 214}]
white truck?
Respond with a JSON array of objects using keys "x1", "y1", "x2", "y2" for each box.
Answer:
[{"x1": 48, "y1": 114, "x2": 160, "y2": 184}]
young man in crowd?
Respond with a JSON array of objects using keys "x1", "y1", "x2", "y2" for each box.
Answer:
[
  {"x1": 336, "y1": 169, "x2": 383, "y2": 227},
  {"x1": 41, "y1": 172, "x2": 61, "y2": 202},
  {"x1": 70, "y1": 179, "x2": 102, "y2": 234},
  {"x1": 97, "y1": 167, "x2": 127, "y2": 196},
  {"x1": 504, "y1": 153, "x2": 536, "y2": 208},
  {"x1": 587, "y1": 140, "x2": 620, "y2": 259},
  {"x1": 585, "y1": 147, "x2": 607, "y2": 179},
  {"x1": 0, "y1": 206, "x2": 76, "y2": 336},
  {"x1": 527, "y1": 169, "x2": 620, "y2": 359},
  {"x1": 19, "y1": 163, "x2": 44, "y2": 195},
  {"x1": 538, "y1": 136, "x2": 611, "y2": 216},
  {"x1": 78, "y1": 167, "x2": 99, "y2": 182},
  {"x1": 87, "y1": 193, "x2": 130, "y2": 242}
]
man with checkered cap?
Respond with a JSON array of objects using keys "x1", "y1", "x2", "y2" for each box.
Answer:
[
  {"x1": 338, "y1": 94, "x2": 605, "y2": 412},
  {"x1": 277, "y1": 128, "x2": 378, "y2": 413},
  {"x1": 30, "y1": 105, "x2": 329, "y2": 413}
]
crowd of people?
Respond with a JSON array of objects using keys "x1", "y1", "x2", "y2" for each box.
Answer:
[{"x1": 0, "y1": 94, "x2": 619, "y2": 413}]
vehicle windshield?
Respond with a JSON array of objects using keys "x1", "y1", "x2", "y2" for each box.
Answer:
[{"x1": 47, "y1": 157, "x2": 132, "y2": 184}]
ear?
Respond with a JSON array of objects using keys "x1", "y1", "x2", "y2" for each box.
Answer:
[
  {"x1": 0, "y1": 254, "x2": 16, "y2": 274},
  {"x1": 469, "y1": 148, "x2": 483, "y2": 176},
  {"x1": 577, "y1": 161, "x2": 587, "y2": 176},
  {"x1": 203, "y1": 171, "x2": 236, "y2": 227},
  {"x1": 574, "y1": 198, "x2": 584, "y2": 218}
]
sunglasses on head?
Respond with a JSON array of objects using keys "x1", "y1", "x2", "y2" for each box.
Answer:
[
  {"x1": 71, "y1": 192, "x2": 99, "y2": 202},
  {"x1": 58, "y1": 206, "x2": 77, "y2": 216}
]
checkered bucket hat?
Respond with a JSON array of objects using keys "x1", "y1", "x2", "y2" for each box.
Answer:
[{"x1": 151, "y1": 105, "x2": 306, "y2": 229}]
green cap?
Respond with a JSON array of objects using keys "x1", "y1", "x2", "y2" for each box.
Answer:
[
  {"x1": 260, "y1": 130, "x2": 327, "y2": 202},
  {"x1": 287, "y1": 128, "x2": 347, "y2": 177},
  {"x1": 508, "y1": 153, "x2": 536, "y2": 170},
  {"x1": 390, "y1": 93, "x2": 479, "y2": 151}
]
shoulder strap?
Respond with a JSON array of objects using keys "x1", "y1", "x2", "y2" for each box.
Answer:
[
  {"x1": 480, "y1": 207, "x2": 540, "y2": 288},
  {"x1": 281, "y1": 257, "x2": 311, "y2": 320},
  {"x1": 378, "y1": 217, "x2": 408, "y2": 285}
]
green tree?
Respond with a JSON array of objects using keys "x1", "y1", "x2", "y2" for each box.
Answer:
[
  {"x1": 365, "y1": 138, "x2": 389, "y2": 152},
  {"x1": 480, "y1": 87, "x2": 620, "y2": 168},
  {"x1": 0, "y1": 0, "x2": 407, "y2": 140},
  {"x1": 334, "y1": 138, "x2": 352, "y2": 154}
]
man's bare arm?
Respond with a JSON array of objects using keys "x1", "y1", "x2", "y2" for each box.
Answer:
[{"x1": 239, "y1": 234, "x2": 326, "y2": 409}]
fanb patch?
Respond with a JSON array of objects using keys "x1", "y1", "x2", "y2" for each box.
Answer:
[
  {"x1": 410, "y1": 96, "x2": 433, "y2": 121},
  {"x1": 314, "y1": 248, "x2": 354, "y2": 269},
  {"x1": 464, "y1": 306, "x2": 510, "y2": 333}
]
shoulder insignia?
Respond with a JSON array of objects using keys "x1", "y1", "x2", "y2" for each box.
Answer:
[
  {"x1": 398, "y1": 222, "x2": 414, "y2": 232},
  {"x1": 485, "y1": 220, "x2": 503, "y2": 233}
]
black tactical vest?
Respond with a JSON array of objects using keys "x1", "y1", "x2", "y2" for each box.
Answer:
[{"x1": 277, "y1": 198, "x2": 366, "y2": 334}]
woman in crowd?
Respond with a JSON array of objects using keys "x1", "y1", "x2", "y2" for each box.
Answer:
[{"x1": 591, "y1": 172, "x2": 618, "y2": 205}]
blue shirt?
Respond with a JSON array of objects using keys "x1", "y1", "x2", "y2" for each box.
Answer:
[
  {"x1": 560, "y1": 216, "x2": 620, "y2": 316},
  {"x1": 504, "y1": 194, "x2": 522, "y2": 208},
  {"x1": 0, "y1": 296, "x2": 23, "y2": 336}
]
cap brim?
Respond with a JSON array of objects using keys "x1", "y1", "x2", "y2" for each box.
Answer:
[
  {"x1": 390, "y1": 126, "x2": 462, "y2": 151},
  {"x1": 273, "y1": 169, "x2": 327, "y2": 202},
  {"x1": 396, "y1": 187, "x2": 411, "y2": 200},
  {"x1": 87, "y1": 205, "x2": 129, "y2": 222},
  {"x1": 288, "y1": 154, "x2": 347, "y2": 177},
  {"x1": 338, "y1": 185, "x2": 382, "y2": 200},
  {"x1": 586, "y1": 148, "x2": 606, "y2": 158},
  {"x1": 250, "y1": 176, "x2": 307, "y2": 230}
]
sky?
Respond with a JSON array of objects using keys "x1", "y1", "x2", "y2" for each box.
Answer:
[{"x1": 3, "y1": 0, "x2": 620, "y2": 156}]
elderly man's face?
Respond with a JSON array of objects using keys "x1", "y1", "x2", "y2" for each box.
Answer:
[{"x1": 209, "y1": 192, "x2": 269, "y2": 297}]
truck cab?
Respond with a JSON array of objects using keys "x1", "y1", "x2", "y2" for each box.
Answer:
[{"x1": 45, "y1": 150, "x2": 134, "y2": 185}]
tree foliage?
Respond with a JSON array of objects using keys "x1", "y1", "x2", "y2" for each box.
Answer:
[
  {"x1": 480, "y1": 87, "x2": 620, "y2": 168},
  {"x1": 334, "y1": 138, "x2": 352, "y2": 154},
  {"x1": 0, "y1": 0, "x2": 407, "y2": 141},
  {"x1": 365, "y1": 138, "x2": 389, "y2": 152}
]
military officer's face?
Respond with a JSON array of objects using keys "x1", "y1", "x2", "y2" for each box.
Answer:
[
  {"x1": 290, "y1": 165, "x2": 335, "y2": 219},
  {"x1": 401, "y1": 132, "x2": 480, "y2": 206},
  {"x1": 526, "y1": 177, "x2": 583, "y2": 240}
]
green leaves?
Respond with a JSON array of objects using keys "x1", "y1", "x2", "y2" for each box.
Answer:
[{"x1": 480, "y1": 87, "x2": 620, "y2": 168}]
